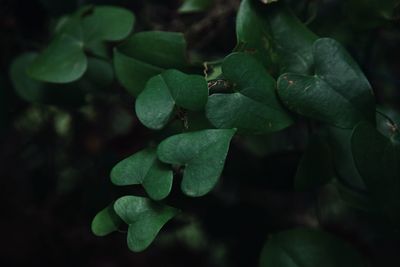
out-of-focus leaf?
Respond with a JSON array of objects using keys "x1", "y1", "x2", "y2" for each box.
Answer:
[
  {"x1": 114, "y1": 31, "x2": 188, "y2": 96},
  {"x1": 178, "y1": 0, "x2": 213, "y2": 13},
  {"x1": 10, "y1": 53, "x2": 85, "y2": 105},
  {"x1": 259, "y1": 0, "x2": 279, "y2": 4},
  {"x1": 27, "y1": 34, "x2": 87, "y2": 83},
  {"x1": 259, "y1": 228, "x2": 368, "y2": 267},
  {"x1": 82, "y1": 6, "x2": 135, "y2": 43}
]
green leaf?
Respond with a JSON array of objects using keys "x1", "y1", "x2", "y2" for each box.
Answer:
[
  {"x1": 27, "y1": 34, "x2": 87, "y2": 83},
  {"x1": 114, "y1": 31, "x2": 188, "y2": 96},
  {"x1": 206, "y1": 53, "x2": 293, "y2": 134},
  {"x1": 135, "y1": 69, "x2": 208, "y2": 130},
  {"x1": 113, "y1": 195, "x2": 179, "y2": 252},
  {"x1": 10, "y1": 53, "x2": 46, "y2": 103},
  {"x1": 157, "y1": 129, "x2": 235, "y2": 197},
  {"x1": 351, "y1": 122, "x2": 400, "y2": 222},
  {"x1": 236, "y1": 0, "x2": 275, "y2": 70},
  {"x1": 295, "y1": 136, "x2": 334, "y2": 191},
  {"x1": 91, "y1": 204, "x2": 122, "y2": 237},
  {"x1": 54, "y1": 15, "x2": 83, "y2": 40},
  {"x1": 113, "y1": 49, "x2": 163, "y2": 96},
  {"x1": 277, "y1": 38, "x2": 375, "y2": 128},
  {"x1": 178, "y1": 0, "x2": 213, "y2": 13},
  {"x1": 236, "y1": 0, "x2": 317, "y2": 74},
  {"x1": 82, "y1": 6, "x2": 135, "y2": 43},
  {"x1": 111, "y1": 149, "x2": 173, "y2": 201},
  {"x1": 266, "y1": 3, "x2": 318, "y2": 74},
  {"x1": 10, "y1": 53, "x2": 85, "y2": 105},
  {"x1": 259, "y1": 228, "x2": 368, "y2": 267}
]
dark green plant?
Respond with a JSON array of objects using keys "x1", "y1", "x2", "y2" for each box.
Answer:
[{"x1": 9, "y1": 0, "x2": 400, "y2": 266}]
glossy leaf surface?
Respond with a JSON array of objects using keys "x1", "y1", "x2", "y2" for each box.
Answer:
[
  {"x1": 111, "y1": 149, "x2": 173, "y2": 200},
  {"x1": 135, "y1": 69, "x2": 208, "y2": 129},
  {"x1": 236, "y1": 0, "x2": 317, "y2": 74},
  {"x1": 236, "y1": 0, "x2": 275, "y2": 70},
  {"x1": 113, "y1": 196, "x2": 178, "y2": 252},
  {"x1": 278, "y1": 38, "x2": 375, "y2": 128},
  {"x1": 206, "y1": 53, "x2": 293, "y2": 134},
  {"x1": 157, "y1": 129, "x2": 235, "y2": 197}
]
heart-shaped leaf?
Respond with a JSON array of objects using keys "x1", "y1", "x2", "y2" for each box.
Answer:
[
  {"x1": 277, "y1": 38, "x2": 376, "y2": 128},
  {"x1": 10, "y1": 53, "x2": 85, "y2": 105},
  {"x1": 157, "y1": 129, "x2": 235, "y2": 197},
  {"x1": 29, "y1": 6, "x2": 134, "y2": 85},
  {"x1": 259, "y1": 228, "x2": 368, "y2": 267},
  {"x1": 114, "y1": 31, "x2": 188, "y2": 96},
  {"x1": 91, "y1": 204, "x2": 122, "y2": 237},
  {"x1": 82, "y1": 6, "x2": 135, "y2": 43},
  {"x1": 113, "y1": 195, "x2": 179, "y2": 252},
  {"x1": 351, "y1": 122, "x2": 400, "y2": 223},
  {"x1": 55, "y1": 5, "x2": 135, "y2": 44},
  {"x1": 111, "y1": 149, "x2": 173, "y2": 201},
  {"x1": 206, "y1": 53, "x2": 293, "y2": 134},
  {"x1": 236, "y1": 0, "x2": 317, "y2": 74},
  {"x1": 28, "y1": 34, "x2": 87, "y2": 83},
  {"x1": 10, "y1": 53, "x2": 115, "y2": 105},
  {"x1": 135, "y1": 69, "x2": 208, "y2": 130}
]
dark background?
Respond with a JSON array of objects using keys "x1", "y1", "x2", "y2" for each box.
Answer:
[{"x1": 0, "y1": 0, "x2": 399, "y2": 266}]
